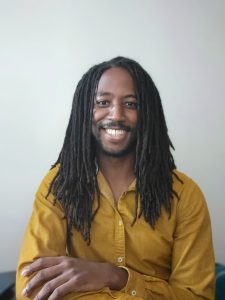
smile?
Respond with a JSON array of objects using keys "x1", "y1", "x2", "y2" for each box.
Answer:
[{"x1": 105, "y1": 129, "x2": 126, "y2": 136}]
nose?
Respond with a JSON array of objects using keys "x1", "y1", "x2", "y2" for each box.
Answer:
[{"x1": 109, "y1": 102, "x2": 125, "y2": 121}]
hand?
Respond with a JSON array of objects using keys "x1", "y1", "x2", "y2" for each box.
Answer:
[{"x1": 21, "y1": 256, "x2": 128, "y2": 300}]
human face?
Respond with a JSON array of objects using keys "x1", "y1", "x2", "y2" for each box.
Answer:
[{"x1": 92, "y1": 67, "x2": 138, "y2": 158}]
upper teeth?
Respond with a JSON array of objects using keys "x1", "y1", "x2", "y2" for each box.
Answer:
[{"x1": 105, "y1": 129, "x2": 125, "y2": 136}]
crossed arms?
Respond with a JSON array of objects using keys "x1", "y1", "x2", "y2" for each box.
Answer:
[
  {"x1": 16, "y1": 169, "x2": 215, "y2": 299},
  {"x1": 20, "y1": 256, "x2": 128, "y2": 299}
]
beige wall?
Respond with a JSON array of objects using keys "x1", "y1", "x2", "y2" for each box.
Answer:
[{"x1": 0, "y1": 0, "x2": 224, "y2": 271}]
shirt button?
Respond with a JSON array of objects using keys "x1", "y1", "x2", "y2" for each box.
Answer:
[
  {"x1": 131, "y1": 290, "x2": 137, "y2": 296},
  {"x1": 117, "y1": 257, "x2": 123, "y2": 263},
  {"x1": 118, "y1": 220, "x2": 123, "y2": 226}
]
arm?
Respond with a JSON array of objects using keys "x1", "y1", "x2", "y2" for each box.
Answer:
[
  {"x1": 20, "y1": 256, "x2": 128, "y2": 299},
  {"x1": 118, "y1": 180, "x2": 215, "y2": 299},
  {"x1": 16, "y1": 168, "x2": 67, "y2": 299},
  {"x1": 17, "y1": 169, "x2": 215, "y2": 299},
  {"x1": 16, "y1": 168, "x2": 128, "y2": 300}
]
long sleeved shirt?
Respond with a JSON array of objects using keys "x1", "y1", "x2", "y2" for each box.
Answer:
[{"x1": 16, "y1": 167, "x2": 215, "y2": 299}]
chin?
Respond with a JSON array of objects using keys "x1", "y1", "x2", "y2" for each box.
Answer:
[{"x1": 100, "y1": 146, "x2": 135, "y2": 158}]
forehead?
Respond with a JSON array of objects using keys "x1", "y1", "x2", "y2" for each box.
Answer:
[{"x1": 97, "y1": 67, "x2": 135, "y2": 93}]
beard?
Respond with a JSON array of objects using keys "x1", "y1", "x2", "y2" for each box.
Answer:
[{"x1": 92, "y1": 121, "x2": 137, "y2": 158}]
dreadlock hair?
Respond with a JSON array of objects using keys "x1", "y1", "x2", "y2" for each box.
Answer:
[{"x1": 48, "y1": 56, "x2": 180, "y2": 245}]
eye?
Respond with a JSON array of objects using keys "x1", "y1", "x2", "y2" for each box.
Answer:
[
  {"x1": 95, "y1": 99, "x2": 110, "y2": 107},
  {"x1": 124, "y1": 101, "x2": 137, "y2": 109}
]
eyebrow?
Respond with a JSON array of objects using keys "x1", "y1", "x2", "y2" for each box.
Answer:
[
  {"x1": 95, "y1": 92, "x2": 112, "y2": 97},
  {"x1": 95, "y1": 91, "x2": 137, "y2": 99}
]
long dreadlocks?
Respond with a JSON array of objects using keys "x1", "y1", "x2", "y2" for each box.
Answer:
[{"x1": 48, "y1": 56, "x2": 180, "y2": 244}]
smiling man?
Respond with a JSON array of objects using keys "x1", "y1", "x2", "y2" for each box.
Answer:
[
  {"x1": 92, "y1": 67, "x2": 138, "y2": 159},
  {"x1": 16, "y1": 57, "x2": 215, "y2": 300}
]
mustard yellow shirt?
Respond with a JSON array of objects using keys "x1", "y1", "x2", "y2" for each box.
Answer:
[{"x1": 16, "y1": 167, "x2": 215, "y2": 299}]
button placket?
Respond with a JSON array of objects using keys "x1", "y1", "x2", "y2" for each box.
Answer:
[
  {"x1": 114, "y1": 210, "x2": 125, "y2": 266},
  {"x1": 118, "y1": 220, "x2": 123, "y2": 226},
  {"x1": 117, "y1": 256, "x2": 123, "y2": 263}
]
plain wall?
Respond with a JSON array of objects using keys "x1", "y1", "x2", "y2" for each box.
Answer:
[{"x1": 0, "y1": 0, "x2": 224, "y2": 271}]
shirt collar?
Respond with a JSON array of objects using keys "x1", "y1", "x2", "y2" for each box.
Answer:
[{"x1": 97, "y1": 170, "x2": 136, "y2": 199}]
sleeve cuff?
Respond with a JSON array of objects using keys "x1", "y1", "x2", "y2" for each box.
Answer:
[{"x1": 118, "y1": 266, "x2": 146, "y2": 298}]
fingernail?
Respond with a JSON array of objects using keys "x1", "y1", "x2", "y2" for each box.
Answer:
[
  {"x1": 22, "y1": 287, "x2": 28, "y2": 296},
  {"x1": 21, "y1": 267, "x2": 29, "y2": 277}
]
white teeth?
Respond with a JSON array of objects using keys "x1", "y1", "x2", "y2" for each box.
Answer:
[{"x1": 105, "y1": 129, "x2": 125, "y2": 136}]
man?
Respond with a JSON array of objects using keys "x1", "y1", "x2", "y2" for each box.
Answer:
[{"x1": 16, "y1": 57, "x2": 215, "y2": 299}]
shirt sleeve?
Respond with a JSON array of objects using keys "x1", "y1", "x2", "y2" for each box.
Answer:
[
  {"x1": 119, "y1": 180, "x2": 215, "y2": 300},
  {"x1": 16, "y1": 170, "x2": 128, "y2": 300},
  {"x1": 16, "y1": 170, "x2": 215, "y2": 300},
  {"x1": 16, "y1": 168, "x2": 68, "y2": 299}
]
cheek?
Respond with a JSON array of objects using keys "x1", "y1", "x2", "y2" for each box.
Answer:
[
  {"x1": 126, "y1": 111, "x2": 138, "y2": 125},
  {"x1": 92, "y1": 108, "x2": 108, "y2": 123}
]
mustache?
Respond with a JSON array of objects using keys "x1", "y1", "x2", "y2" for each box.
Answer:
[{"x1": 98, "y1": 121, "x2": 132, "y2": 132}]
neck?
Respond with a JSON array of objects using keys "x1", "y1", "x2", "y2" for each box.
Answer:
[
  {"x1": 98, "y1": 154, "x2": 134, "y2": 177},
  {"x1": 97, "y1": 153, "x2": 136, "y2": 196}
]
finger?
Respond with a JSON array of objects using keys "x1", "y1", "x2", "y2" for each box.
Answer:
[
  {"x1": 21, "y1": 256, "x2": 63, "y2": 276},
  {"x1": 47, "y1": 278, "x2": 78, "y2": 300},
  {"x1": 33, "y1": 273, "x2": 70, "y2": 300},
  {"x1": 22, "y1": 264, "x2": 62, "y2": 297}
]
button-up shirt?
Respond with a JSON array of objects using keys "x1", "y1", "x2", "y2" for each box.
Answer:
[{"x1": 16, "y1": 167, "x2": 215, "y2": 299}]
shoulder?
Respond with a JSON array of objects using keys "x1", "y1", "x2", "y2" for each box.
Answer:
[
  {"x1": 172, "y1": 170, "x2": 209, "y2": 216},
  {"x1": 40, "y1": 164, "x2": 59, "y2": 187},
  {"x1": 172, "y1": 169, "x2": 203, "y2": 197},
  {"x1": 35, "y1": 165, "x2": 60, "y2": 205},
  {"x1": 37, "y1": 165, "x2": 59, "y2": 192},
  {"x1": 31, "y1": 164, "x2": 66, "y2": 218}
]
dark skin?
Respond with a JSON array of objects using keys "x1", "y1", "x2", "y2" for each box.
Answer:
[
  {"x1": 22, "y1": 67, "x2": 137, "y2": 299},
  {"x1": 21, "y1": 257, "x2": 128, "y2": 299}
]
